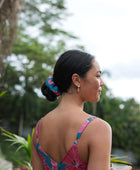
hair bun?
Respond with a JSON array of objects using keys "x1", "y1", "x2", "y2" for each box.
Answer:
[{"x1": 41, "y1": 82, "x2": 57, "y2": 101}]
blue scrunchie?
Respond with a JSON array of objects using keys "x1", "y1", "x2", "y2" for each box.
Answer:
[{"x1": 46, "y1": 76, "x2": 61, "y2": 96}]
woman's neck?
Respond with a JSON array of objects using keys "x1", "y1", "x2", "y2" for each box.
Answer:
[{"x1": 58, "y1": 92, "x2": 84, "y2": 111}]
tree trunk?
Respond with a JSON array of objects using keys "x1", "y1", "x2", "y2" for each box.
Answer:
[
  {"x1": 0, "y1": 0, "x2": 20, "y2": 87},
  {"x1": 0, "y1": 0, "x2": 5, "y2": 9},
  {"x1": 18, "y1": 111, "x2": 24, "y2": 136},
  {"x1": 93, "y1": 102, "x2": 97, "y2": 115}
]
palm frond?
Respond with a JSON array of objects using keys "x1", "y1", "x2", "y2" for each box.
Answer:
[
  {"x1": 111, "y1": 155, "x2": 132, "y2": 165},
  {"x1": 15, "y1": 159, "x2": 32, "y2": 170},
  {"x1": 0, "y1": 127, "x2": 30, "y2": 161},
  {"x1": 0, "y1": 91, "x2": 7, "y2": 98}
]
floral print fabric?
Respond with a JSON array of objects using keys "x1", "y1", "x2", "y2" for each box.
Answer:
[{"x1": 36, "y1": 116, "x2": 96, "y2": 170}]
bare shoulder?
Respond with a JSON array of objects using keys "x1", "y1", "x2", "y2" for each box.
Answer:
[
  {"x1": 86, "y1": 117, "x2": 112, "y2": 169},
  {"x1": 93, "y1": 117, "x2": 111, "y2": 131},
  {"x1": 86, "y1": 117, "x2": 112, "y2": 144}
]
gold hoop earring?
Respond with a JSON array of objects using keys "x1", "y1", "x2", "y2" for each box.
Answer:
[{"x1": 77, "y1": 86, "x2": 80, "y2": 93}]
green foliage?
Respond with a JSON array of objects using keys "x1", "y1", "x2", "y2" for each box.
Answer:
[
  {"x1": 11, "y1": 32, "x2": 66, "y2": 88},
  {"x1": 0, "y1": 128, "x2": 33, "y2": 169},
  {"x1": 0, "y1": 135, "x2": 29, "y2": 168},
  {"x1": 84, "y1": 101, "x2": 94, "y2": 114},
  {"x1": 19, "y1": 0, "x2": 77, "y2": 41},
  {"x1": 108, "y1": 98, "x2": 140, "y2": 151},
  {"x1": 0, "y1": 128, "x2": 32, "y2": 162},
  {"x1": 20, "y1": 0, "x2": 67, "y2": 33},
  {"x1": 111, "y1": 155, "x2": 132, "y2": 165},
  {"x1": 98, "y1": 93, "x2": 140, "y2": 164},
  {"x1": 0, "y1": 91, "x2": 7, "y2": 98},
  {"x1": 0, "y1": 0, "x2": 81, "y2": 133}
]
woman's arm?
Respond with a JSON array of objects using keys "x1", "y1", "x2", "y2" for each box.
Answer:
[
  {"x1": 31, "y1": 129, "x2": 44, "y2": 170},
  {"x1": 87, "y1": 118, "x2": 132, "y2": 170},
  {"x1": 87, "y1": 118, "x2": 112, "y2": 170}
]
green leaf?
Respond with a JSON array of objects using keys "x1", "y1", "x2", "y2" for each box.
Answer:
[
  {"x1": 111, "y1": 155, "x2": 132, "y2": 165},
  {"x1": 0, "y1": 127, "x2": 30, "y2": 161},
  {"x1": 0, "y1": 91, "x2": 7, "y2": 98}
]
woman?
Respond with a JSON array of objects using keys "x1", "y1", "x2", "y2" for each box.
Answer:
[{"x1": 31, "y1": 50, "x2": 132, "y2": 170}]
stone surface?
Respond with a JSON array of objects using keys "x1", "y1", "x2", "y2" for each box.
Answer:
[{"x1": 0, "y1": 156, "x2": 13, "y2": 170}]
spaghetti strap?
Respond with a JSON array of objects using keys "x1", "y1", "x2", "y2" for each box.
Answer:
[
  {"x1": 35, "y1": 116, "x2": 96, "y2": 169},
  {"x1": 76, "y1": 116, "x2": 96, "y2": 140}
]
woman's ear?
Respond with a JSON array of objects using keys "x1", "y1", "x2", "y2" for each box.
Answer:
[{"x1": 72, "y1": 73, "x2": 80, "y2": 87}]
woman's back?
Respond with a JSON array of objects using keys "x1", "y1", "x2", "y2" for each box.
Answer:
[{"x1": 34, "y1": 108, "x2": 97, "y2": 167}]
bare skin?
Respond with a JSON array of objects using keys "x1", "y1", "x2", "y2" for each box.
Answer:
[{"x1": 31, "y1": 60, "x2": 132, "y2": 170}]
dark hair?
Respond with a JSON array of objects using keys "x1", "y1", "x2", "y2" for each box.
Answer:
[{"x1": 41, "y1": 50, "x2": 95, "y2": 101}]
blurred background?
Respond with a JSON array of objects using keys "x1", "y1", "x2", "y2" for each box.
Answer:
[{"x1": 0, "y1": 0, "x2": 140, "y2": 169}]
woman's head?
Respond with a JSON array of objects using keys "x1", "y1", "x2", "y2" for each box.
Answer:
[{"x1": 41, "y1": 50, "x2": 95, "y2": 101}]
